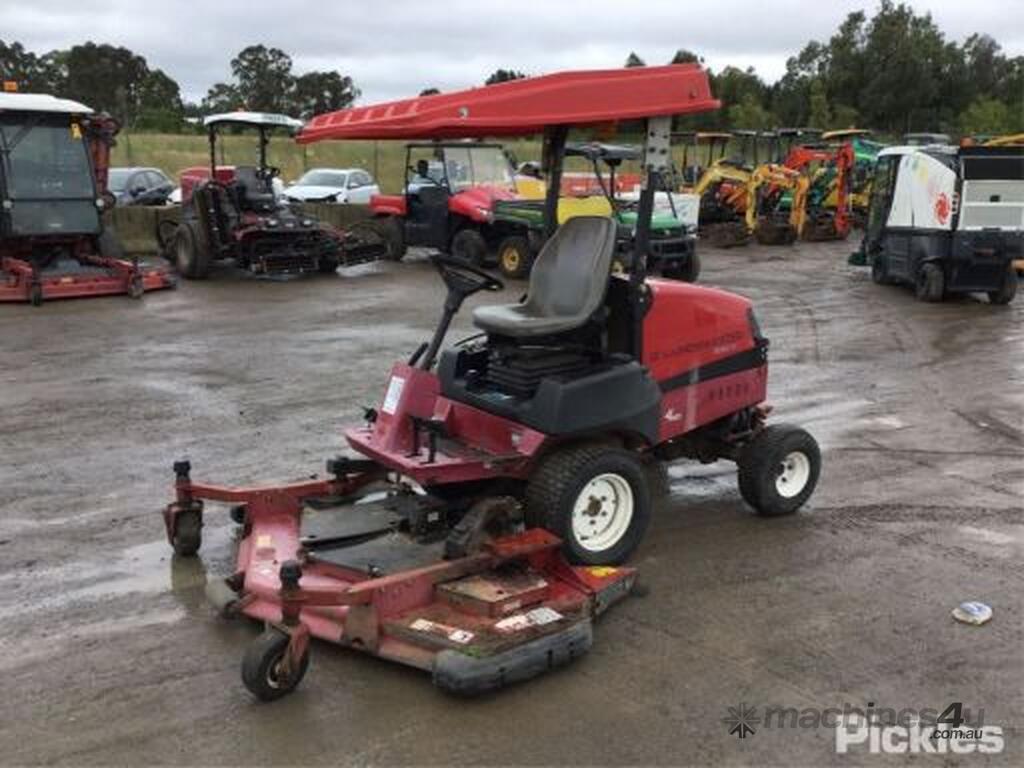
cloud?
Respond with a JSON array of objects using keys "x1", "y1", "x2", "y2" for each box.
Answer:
[{"x1": 4, "y1": 0, "x2": 1022, "y2": 105}]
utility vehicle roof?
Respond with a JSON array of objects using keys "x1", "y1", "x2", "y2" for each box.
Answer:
[
  {"x1": 878, "y1": 145, "x2": 956, "y2": 157},
  {"x1": 822, "y1": 128, "x2": 872, "y2": 139},
  {"x1": 776, "y1": 127, "x2": 823, "y2": 137},
  {"x1": 298, "y1": 64, "x2": 719, "y2": 142},
  {"x1": 903, "y1": 132, "x2": 951, "y2": 144},
  {"x1": 565, "y1": 142, "x2": 640, "y2": 161},
  {"x1": 204, "y1": 111, "x2": 304, "y2": 131},
  {"x1": 0, "y1": 92, "x2": 92, "y2": 114}
]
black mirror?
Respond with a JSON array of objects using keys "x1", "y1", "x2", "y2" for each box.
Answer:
[{"x1": 132, "y1": 186, "x2": 146, "y2": 196}]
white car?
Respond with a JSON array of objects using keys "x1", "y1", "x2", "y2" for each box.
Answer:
[{"x1": 284, "y1": 168, "x2": 379, "y2": 203}]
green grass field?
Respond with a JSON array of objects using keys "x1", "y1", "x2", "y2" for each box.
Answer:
[
  {"x1": 112, "y1": 133, "x2": 544, "y2": 194},
  {"x1": 110, "y1": 132, "x2": 735, "y2": 194}
]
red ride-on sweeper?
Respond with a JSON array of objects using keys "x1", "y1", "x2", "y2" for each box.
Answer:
[
  {"x1": 163, "y1": 65, "x2": 822, "y2": 699},
  {"x1": 0, "y1": 92, "x2": 174, "y2": 305}
]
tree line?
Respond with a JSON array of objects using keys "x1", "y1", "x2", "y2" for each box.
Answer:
[
  {"x1": 0, "y1": 41, "x2": 358, "y2": 131},
  {"x1": 1, "y1": 1, "x2": 1020, "y2": 135}
]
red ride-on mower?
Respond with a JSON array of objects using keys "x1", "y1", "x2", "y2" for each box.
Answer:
[
  {"x1": 0, "y1": 92, "x2": 174, "y2": 305},
  {"x1": 164, "y1": 65, "x2": 821, "y2": 699},
  {"x1": 160, "y1": 112, "x2": 385, "y2": 279}
]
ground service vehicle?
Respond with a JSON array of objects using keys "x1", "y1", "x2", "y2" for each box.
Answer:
[
  {"x1": 370, "y1": 141, "x2": 520, "y2": 264},
  {"x1": 163, "y1": 65, "x2": 821, "y2": 700},
  {"x1": 491, "y1": 142, "x2": 699, "y2": 280},
  {"x1": 861, "y1": 143, "x2": 1021, "y2": 303},
  {"x1": 162, "y1": 112, "x2": 383, "y2": 279},
  {"x1": 0, "y1": 92, "x2": 174, "y2": 304}
]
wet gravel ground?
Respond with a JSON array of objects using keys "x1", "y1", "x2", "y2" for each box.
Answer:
[{"x1": 1, "y1": 242, "x2": 1021, "y2": 766}]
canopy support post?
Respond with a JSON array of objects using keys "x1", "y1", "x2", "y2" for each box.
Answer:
[{"x1": 541, "y1": 126, "x2": 568, "y2": 240}]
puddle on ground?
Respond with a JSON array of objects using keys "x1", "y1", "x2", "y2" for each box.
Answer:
[
  {"x1": 956, "y1": 525, "x2": 1019, "y2": 548},
  {"x1": 0, "y1": 523, "x2": 235, "y2": 618}
]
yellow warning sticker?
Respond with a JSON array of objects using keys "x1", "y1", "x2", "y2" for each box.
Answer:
[
  {"x1": 588, "y1": 566, "x2": 618, "y2": 578},
  {"x1": 70, "y1": 122, "x2": 82, "y2": 139}
]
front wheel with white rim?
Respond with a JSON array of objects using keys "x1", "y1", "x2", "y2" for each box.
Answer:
[
  {"x1": 525, "y1": 445, "x2": 651, "y2": 565},
  {"x1": 737, "y1": 424, "x2": 821, "y2": 517}
]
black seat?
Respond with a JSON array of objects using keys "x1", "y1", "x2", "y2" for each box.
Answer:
[
  {"x1": 472, "y1": 216, "x2": 616, "y2": 338},
  {"x1": 233, "y1": 166, "x2": 277, "y2": 212}
]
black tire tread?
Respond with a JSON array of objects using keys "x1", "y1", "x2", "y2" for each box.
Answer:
[
  {"x1": 525, "y1": 443, "x2": 651, "y2": 565},
  {"x1": 241, "y1": 629, "x2": 309, "y2": 702},
  {"x1": 737, "y1": 424, "x2": 820, "y2": 517}
]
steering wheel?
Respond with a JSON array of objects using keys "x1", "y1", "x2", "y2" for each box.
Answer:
[{"x1": 431, "y1": 254, "x2": 504, "y2": 298}]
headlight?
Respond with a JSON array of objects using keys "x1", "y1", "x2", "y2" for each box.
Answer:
[
  {"x1": 266, "y1": 218, "x2": 279, "y2": 228},
  {"x1": 476, "y1": 206, "x2": 493, "y2": 222}
]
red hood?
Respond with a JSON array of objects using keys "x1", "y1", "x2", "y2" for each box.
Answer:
[{"x1": 449, "y1": 185, "x2": 519, "y2": 220}]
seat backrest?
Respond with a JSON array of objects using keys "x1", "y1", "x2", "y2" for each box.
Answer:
[
  {"x1": 525, "y1": 216, "x2": 617, "y2": 320},
  {"x1": 233, "y1": 166, "x2": 276, "y2": 211}
]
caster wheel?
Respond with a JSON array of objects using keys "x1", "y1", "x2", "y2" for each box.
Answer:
[
  {"x1": 171, "y1": 509, "x2": 202, "y2": 557},
  {"x1": 242, "y1": 629, "x2": 309, "y2": 702}
]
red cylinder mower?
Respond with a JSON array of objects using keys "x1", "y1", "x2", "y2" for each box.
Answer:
[{"x1": 163, "y1": 65, "x2": 821, "y2": 700}]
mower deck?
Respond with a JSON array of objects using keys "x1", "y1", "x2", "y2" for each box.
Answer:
[
  {"x1": 164, "y1": 461, "x2": 634, "y2": 698},
  {"x1": 0, "y1": 255, "x2": 174, "y2": 304}
]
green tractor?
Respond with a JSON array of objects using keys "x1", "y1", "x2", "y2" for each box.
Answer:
[{"x1": 490, "y1": 142, "x2": 700, "y2": 280}]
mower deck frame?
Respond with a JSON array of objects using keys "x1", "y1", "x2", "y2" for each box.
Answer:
[{"x1": 164, "y1": 460, "x2": 634, "y2": 696}]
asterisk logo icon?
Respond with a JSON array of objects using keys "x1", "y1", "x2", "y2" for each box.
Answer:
[{"x1": 722, "y1": 702, "x2": 760, "y2": 738}]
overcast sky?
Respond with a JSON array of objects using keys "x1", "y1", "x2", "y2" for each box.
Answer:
[{"x1": 6, "y1": 0, "x2": 1022, "y2": 105}]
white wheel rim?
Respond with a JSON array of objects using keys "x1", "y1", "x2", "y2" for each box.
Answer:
[
  {"x1": 775, "y1": 451, "x2": 811, "y2": 498},
  {"x1": 571, "y1": 473, "x2": 634, "y2": 553}
]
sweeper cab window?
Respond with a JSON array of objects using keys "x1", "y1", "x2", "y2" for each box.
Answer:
[
  {"x1": 959, "y1": 152, "x2": 1024, "y2": 231},
  {"x1": 0, "y1": 113, "x2": 99, "y2": 236}
]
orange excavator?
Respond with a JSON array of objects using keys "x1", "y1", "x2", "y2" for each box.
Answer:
[{"x1": 802, "y1": 141, "x2": 856, "y2": 241}]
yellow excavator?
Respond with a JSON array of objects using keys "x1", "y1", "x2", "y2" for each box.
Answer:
[
  {"x1": 745, "y1": 163, "x2": 810, "y2": 245},
  {"x1": 686, "y1": 131, "x2": 757, "y2": 247}
]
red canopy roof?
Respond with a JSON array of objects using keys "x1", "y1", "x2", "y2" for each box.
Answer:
[{"x1": 298, "y1": 64, "x2": 719, "y2": 143}]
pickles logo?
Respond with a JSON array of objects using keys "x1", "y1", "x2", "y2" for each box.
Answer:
[
  {"x1": 935, "y1": 192, "x2": 951, "y2": 225},
  {"x1": 722, "y1": 703, "x2": 760, "y2": 738}
]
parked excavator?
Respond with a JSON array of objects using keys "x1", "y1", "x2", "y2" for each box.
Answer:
[
  {"x1": 687, "y1": 131, "x2": 759, "y2": 247},
  {"x1": 745, "y1": 163, "x2": 809, "y2": 244}
]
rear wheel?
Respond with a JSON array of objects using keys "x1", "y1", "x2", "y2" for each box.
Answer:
[
  {"x1": 737, "y1": 424, "x2": 821, "y2": 517},
  {"x1": 450, "y1": 228, "x2": 489, "y2": 266},
  {"x1": 526, "y1": 444, "x2": 651, "y2": 565},
  {"x1": 174, "y1": 221, "x2": 210, "y2": 279},
  {"x1": 377, "y1": 217, "x2": 406, "y2": 261},
  {"x1": 987, "y1": 263, "x2": 1018, "y2": 305},
  {"x1": 497, "y1": 235, "x2": 533, "y2": 279},
  {"x1": 914, "y1": 262, "x2": 944, "y2": 302}
]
